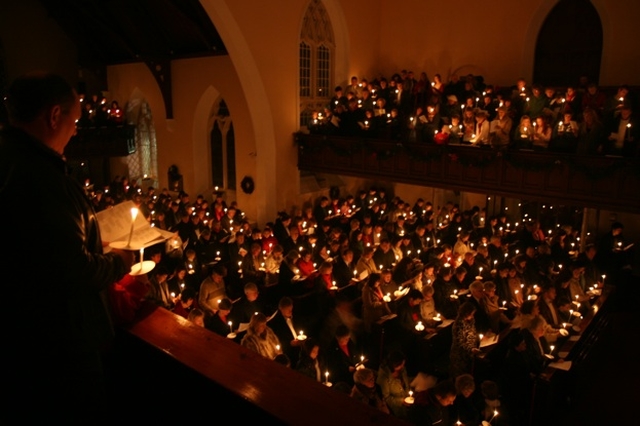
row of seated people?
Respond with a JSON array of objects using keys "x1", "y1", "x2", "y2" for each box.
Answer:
[
  {"x1": 107, "y1": 184, "x2": 631, "y2": 425},
  {"x1": 308, "y1": 72, "x2": 639, "y2": 157}
]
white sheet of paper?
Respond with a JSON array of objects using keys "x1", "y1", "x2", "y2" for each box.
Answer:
[
  {"x1": 549, "y1": 360, "x2": 572, "y2": 371},
  {"x1": 97, "y1": 201, "x2": 168, "y2": 250},
  {"x1": 437, "y1": 319, "x2": 454, "y2": 328},
  {"x1": 480, "y1": 334, "x2": 499, "y2": 348}
]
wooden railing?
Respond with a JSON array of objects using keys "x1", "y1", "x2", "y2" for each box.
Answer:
[
  {"x1": 113, "y1": 306, "x2": 409, "y2": 425},
  {"x1": 296, "y1": 133, "x2": 640, "y2": 214},
  {"x1": 531, "y1": 286, "x2": 613, "y2": 424},
  {"x1": 65, "y1": 124, "x2": 136, "y2": 159}
]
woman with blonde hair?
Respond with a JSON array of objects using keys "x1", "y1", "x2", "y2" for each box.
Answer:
[{"x1": 241, "y1": 312, "x2": 282, "y2": 360}]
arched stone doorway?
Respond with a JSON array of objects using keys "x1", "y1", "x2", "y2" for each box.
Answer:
[{"x1": 534, "y1": 0, "x2": 603, "y2": 86}]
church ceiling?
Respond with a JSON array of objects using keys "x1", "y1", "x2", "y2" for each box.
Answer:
[{"x1": 39, "y1": 0, "x2": 227, "y2": 67}]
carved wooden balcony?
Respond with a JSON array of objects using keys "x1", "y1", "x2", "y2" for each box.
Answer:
[
  {"x1": 296, "y1": 133, "x2": 640, "y2": 214},
  {"x1": 65, "y1": 124, "x2": 136, "y2": 159}
]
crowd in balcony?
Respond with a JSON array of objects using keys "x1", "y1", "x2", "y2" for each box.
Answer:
[
  {"x1": 307, "y1": 72, "x2": 639, "y2": 157},
  {"x1": 108, "y1": 182, "x2": 634, "y2": 425},
  {"x1": 76, "y1": 93, "x2": 124, "y2": 127}
]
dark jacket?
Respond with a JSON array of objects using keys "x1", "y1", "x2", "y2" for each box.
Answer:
[{"x1": 1, "y1": 127, "x2": 128, "y2": 402}]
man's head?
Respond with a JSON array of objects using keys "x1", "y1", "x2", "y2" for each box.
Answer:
[
  {"x1": 278, "y1": 296, "x2": 294, "y2": 318},
  {"x1": 244, "y1": 282, "x2": 259, "y2": 301},
  {"x1": 5, "y1": 72, "x2": 81, "y2": 154}
]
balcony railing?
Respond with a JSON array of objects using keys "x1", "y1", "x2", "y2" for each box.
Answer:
[
  {"x1": 296, "y1": 133, "x2": 640, "y2": 214},
  {"x1": 65, "y1": 124, "x2": 136, "y2": 159}
]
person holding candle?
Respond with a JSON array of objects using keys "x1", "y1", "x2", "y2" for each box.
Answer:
[
  {"x1": 605, "y1": 102, "x2": 639, "y2": 156},
  {"x1": 432, "y1": 265, "x2": 460, "y2": 320},
  {"x1": 450, "y1": 302, "x2": 481, "y2": 379},
  {"x1": 241, "y1": 242, "x2": 267, "y2": 286},
  {"x1": 531, "y1": 115, "x2": 552, "y2": 150},
  {"x1": 230, "y1": 282, "x2": 273, "y2": 326},
  {"x1": 295, "y1": 337, "x2": 324, "y2": 382},
  {"x1": 537, "y1": 284, "x2": 562, "y2": 328},
  {"x1": 294, "y1": 249, "x2": 316, "y2": 287},
  {"x1": 520, "y1": 316, "x2": 549, "y2": 376},
  {"x1": 198, "y1": 265, "x2": 228, "y2": 315},
  {"x1": 376, "y1": 350, "x2": 411, "y2": 419},
  {"x1": 264, "y1": 244, "x2": 284, "y2": 290},
  {"x1": 333, "y1": 248, "x2": 357, "y2": 290},
  {"x1": 171, "y1": 287, "x2": 197, "y2": 319},
  {"x1": 550, "y1": 110, "x2": 579, "y2": 153},
  {"x1": 419, "y1": 285, "x2": 440, "y2": 328},
  {"x1": 269, "y1": 296, "x2": 305, "y2": 366},
  {"x1": 524, "y1": 85, "x2": 547, "y2": 120},
  {"x1": 470, "y1": 109, "x2": 491, "y2": 146},
  {"x1": 506, "y1": 265, "x2": 525, "y2": 308},
  {"x1": 204, "y1": 298, "x2": 233, "y2": 337},
  {"x1": 362, "y1": 273, "x2": 392, "y2": 332},
  {"x1": 514, "y1": 115, "x2": 534, "y2": 149},
  {"x1": 483, "y1": 281, "x2": 512, "y2": 332},
  {"x1": 1, "y1": 72, "x2": 136, "y2": 421},
  {"x1": 468, "y1": 280, "x2": 492, "y2": 334},
  {"x1": 556, "y1": 261, "x2": 590, "y2": 314},
  {"x1": 325, "y1": 324, "x2": 361, "y2": 387},
  {"x1": 145, "y1": 265, "x2": 174, "y2": 309},
  {"x1": 396, "y1": 288, "x2": 425, "y2": 332},
  {"x1": 408, "y1": 378, "x2": 457, "y2": 426},
  {"x1": 449, "y1": 374, "x2": 483, "y2": 426},
  {"x1": 373, "y1": 238, "x2": 396, "y2": 271}
]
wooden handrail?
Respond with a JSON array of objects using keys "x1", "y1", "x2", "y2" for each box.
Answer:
[
  {"x1": 296, "y1": 133, "x2": 640, "y2": 214},
  {"x1": 123, "y1": 307, "x2": 409, "y2": 426},
  {"x1": 539, "y1": 285, "x2": 613, "y2": 382}
]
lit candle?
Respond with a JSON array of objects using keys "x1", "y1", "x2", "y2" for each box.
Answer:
[
  {"x1": 126, "y1": 207, "x2": 139, "y2": 247},
  {"x1": 404, "y1": 390, "x2": 415, "y2": 405},
  {"x1": 137, "y1": 247, "x2": 144, "y2": 272},
  {"x1": 324, "y1": 371, "x2": 331, "y2": 387}
]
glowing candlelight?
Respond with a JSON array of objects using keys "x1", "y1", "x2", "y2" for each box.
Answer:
[
  {"x1": 126, "y1": 207, "x2": 139, "y2": 247},
  {"x1": 404, "y1": 390, "x2": 415, "y2": 404},
  {"x1": 138, "y1": 247, "x2": 144, "y2": 272}
]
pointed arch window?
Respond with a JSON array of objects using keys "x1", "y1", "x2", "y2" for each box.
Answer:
[
  {"x1": 210, "y1": 99, "x2": 236, "y2": 190},
  {"x1": 299, "y1": 0, "x2": 335, "y2": 128}
]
